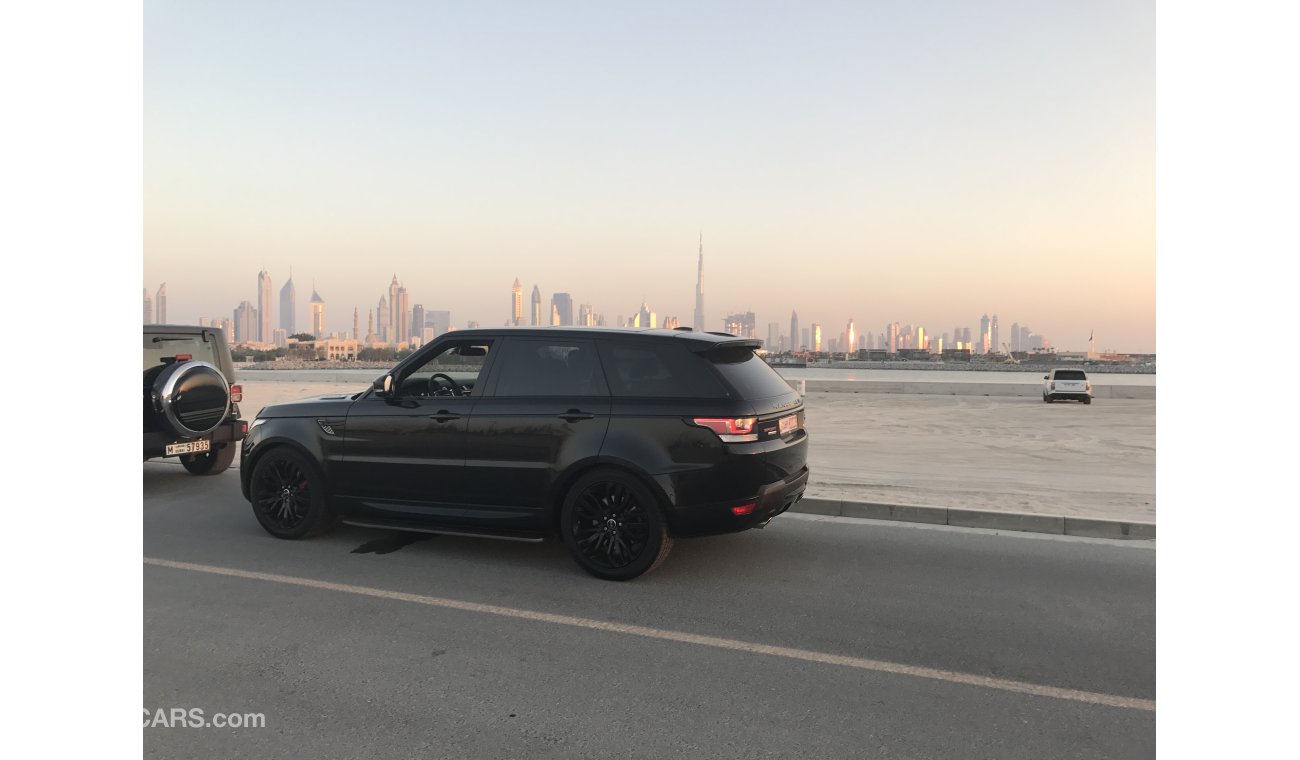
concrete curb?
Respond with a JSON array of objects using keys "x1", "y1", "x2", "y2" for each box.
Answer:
[{"x1": 791, "y1": 498, "x2": 1155, "y2": 540}]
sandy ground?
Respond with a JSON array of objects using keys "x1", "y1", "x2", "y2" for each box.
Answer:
[{"x1": 236, "y1": 380, "x2": 1155, "y2": 523}]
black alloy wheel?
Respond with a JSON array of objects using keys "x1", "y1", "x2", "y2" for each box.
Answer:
[
  {"x1": 561, "y1": 469, "x2": 672, "y2": 581},
  {"x1": 250, "y1": 449, "x2": 336, "y2": 539}
]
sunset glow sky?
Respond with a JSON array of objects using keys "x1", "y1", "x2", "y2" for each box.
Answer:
[{"x1": 145, "y1": 0, "x2": 1154, "y2": 352}]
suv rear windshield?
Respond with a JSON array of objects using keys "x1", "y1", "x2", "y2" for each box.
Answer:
[
  {"x1": 708, "y1": 347, "x2": 795, "y2": 399},
  {"x1": 1054, "y1": 370, "x2": 1087, "y2": 380},
  {"x1": 144, "y1": 332, "x2": 220, "y2": 371},
  {"x1": 597, "y1": 342, "x2": 728, "y2": 398}
]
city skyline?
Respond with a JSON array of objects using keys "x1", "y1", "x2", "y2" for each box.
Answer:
[
  {"x1": 145, "y1": 2, "x2": 1154, "y2": 352},
  {"x1": 142, "y1": 260, "x2": 1125, "y2": 354}
]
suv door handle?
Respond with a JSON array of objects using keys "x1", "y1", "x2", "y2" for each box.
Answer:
[
  {"x1": 429, "y1": 411, "x2": 462, "y2": 423},
  {"x1": 557, "y1": 409, "x2": 596, "y2": 422}
]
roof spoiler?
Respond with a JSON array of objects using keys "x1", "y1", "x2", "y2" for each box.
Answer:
[{"x1": 689, "y1": 337, "x2": 763, "y2": 354}]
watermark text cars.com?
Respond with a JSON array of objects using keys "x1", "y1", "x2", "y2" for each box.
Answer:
[{"x1": 144, "y1": 708, "x2": 266, "y2": 728}]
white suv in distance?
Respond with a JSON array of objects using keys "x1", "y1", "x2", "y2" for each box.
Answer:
[{"x1": 1043, "y1": 368, "x2": 1092, "y2": 404}]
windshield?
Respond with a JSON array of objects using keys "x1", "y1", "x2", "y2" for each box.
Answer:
[{"x1": 144, "y1": 332, "x2": 219, "y2": 371}]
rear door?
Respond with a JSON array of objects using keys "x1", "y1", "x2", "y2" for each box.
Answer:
[{"x1": 460, "y1": 337, "x2": 611, "y2": 532}]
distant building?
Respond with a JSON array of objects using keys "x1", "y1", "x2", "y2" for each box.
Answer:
[
  {"x1": 979, "y1": 314, "x2": 991, "y2": 354},
  {"x1": 578, "y1": 303, "x2": 594, "y2": 326},
  {"x1": 377, "y1": 295, "x2": 390, "y2": 343},
  {"x1": 693, "y1": 234, "x2": 705, "y2": 331},
  {"x1": 552, "y1": 292, "x2": 574, "y2": 326},
  {"x1": 389, "y1": 275, "x2": 401, "y2": 338},
  {"x1": 633, "y1": 301, "x2": 657, "y2": 329},
  {"x1": 426, "y1": 310, "x2": 451, "y2": 339},
  {"x1": 467, "y1": 320, "x2": 480, "y2": 329},
  {"x1": 801, "y1": 327, "x2": 810, "y2": 352},
  {"x1": 767, "y1": 322, "x2": 780, "y2": 350},
  {"x1": 310, "y1": 288, "x2": 326, "y2": 338},
  {"x1": 411, "y1": 305, "x2": 425, "y2": 343},
  {"x1": 233, "y1": 300, "x2": 257, "y2": 343},
  {"x1": 397, "y1": 284, "x2": 410, "y2": 344},
  {"x1": 722, "y1": 311, "x2": 757, "y2": 338},
  {"x1": 143, "y1": 288, "x2": 153, "y2": 323},
  {"x1": 530, "y1": 285, "x2": 542, "y2": 326},
  {"x1": 511, "y1": 278, "x2": 524, "y2": 326},
  {"x1": 811, "y1": 323, "x2": 822, "y2": 352},
  {"x1": 257, "y1": 269, "x2": 273, "y2": 342},
  {"x1": 990, "y1": 315, "x2": 1000, "y2": 354},
  {"x1": 280, "y1": 273, "x2": 296, "y2": 334},
  {"x1": 662, "y1": 315, "x2": 679, "y2": 329},
  {"x1": 273, "y1": 328, "x2": 288, "y2": 348},
  {"x1": 156, "y1": 283, "x2": 167, "y2": 323},
  {"x1": 790, "y1": 311, "x2": 800, "y2": 352}
]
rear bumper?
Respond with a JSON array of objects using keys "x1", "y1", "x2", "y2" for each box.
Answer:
[
  {"x1": 142, "y1": 418, "x2": 246, "y2": 460},
  {"x1": 667, "y1": 466, "x2": 809, "y2": 537}
]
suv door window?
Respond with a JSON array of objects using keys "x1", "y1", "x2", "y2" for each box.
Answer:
[
  {"x1": 491, "y1": 339, "x2": 607, "y2": 397},
  {"x1": 707, "y1": 346, "x2": 795, "y2": 399},
  {"x1": 399, "y1": 341, "x2": 492, "y2": 397}
]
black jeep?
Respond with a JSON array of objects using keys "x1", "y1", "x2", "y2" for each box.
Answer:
[{"x1": 143, "y1": 325, "x2": 247, "y2": 475}]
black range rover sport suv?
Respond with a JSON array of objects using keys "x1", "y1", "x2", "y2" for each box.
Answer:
[{"x1": 240, "y1": 328, "x2": 809, "y2": 580}]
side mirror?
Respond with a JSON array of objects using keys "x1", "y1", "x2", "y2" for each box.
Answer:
[
  {"x1": 373, "y1": 374, "x2": 393, "y2": 396},
  {"x1": 1043, "y1": 375, "x2": 1049, "y2": 380}
]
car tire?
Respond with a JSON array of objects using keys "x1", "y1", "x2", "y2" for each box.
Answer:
[
  {"x1": 249, "y1": 447, "x2": 337, "y2": 539},
  {"x1": 1083, "y1": 396, "x2": 1092, "y2": 405},
  {"x1": 1043, "y1": 393, "x2": 1052, "y2": 403},
  {"x1": 561, "y1": 468, "x2": 673, "y2": 581},
  {"x1": 180, "y1": 443, "x2": 236, "y2": 475}
]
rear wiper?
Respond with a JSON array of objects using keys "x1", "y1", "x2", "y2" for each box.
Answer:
[{"x1": 151, "y1": 337, "x2": 192, "y2": 342}]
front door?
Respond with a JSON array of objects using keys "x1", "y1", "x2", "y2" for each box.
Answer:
[
  {"x1": 461, "y1": 337, "x2": 611, "y2": 532},
  {"x1": 339, "y1": 339, "x2": 494, "y2": 523}
]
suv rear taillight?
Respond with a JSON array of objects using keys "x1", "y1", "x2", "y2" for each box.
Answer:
[
  {"x1": 230, "y1": 384, "x2": 243, "y2": 403},
  {"x1": 693, "y1": 417, "x2": 758, "y2": 443}
]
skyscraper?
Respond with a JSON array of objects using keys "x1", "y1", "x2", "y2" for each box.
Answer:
[
  {"x1": 693, "y1": 234, "x2": 705, "y2": 331},
  {"x1": 801, "y1": 327, "x2": 810, "y2": 351},
  {"x1": 632, "y1": 301, "x2": 656, "y2": 329},
  {"x1": 811, "y1": 323, "x2": 822, "y2": 352},
  {"x1": 257, "y1": 269, "x2": 273, "y2": 342},
  {"x1": 397, "y1": 283, "x2": 410, "y2": 343},
  {"x1": 845, "y1": 318, "x2": 856, "y2": 355},
  {"x1": 410, "y1": 304, "x2": 425, "y2": 343},
  {"x1": 550, "y1": 303, "x2": 560, "y2": 326},
  {"x1": 889, "y1": 322, "x2": 900, "y2": 353},
  {"x1": 280, "y1": 273, "x2": 296, "y2": 334},
  {"x1": 388, "y1": 275, "x2": 400, "y2": 338},
  {"x1": 511, "y1": 278, "x2": 524, "y2": 326},
  {"x1": 552, "y1": 293, "x2": 574, "y2": 326},
  {"x1": 377, "y1": 295, "x2": 390, "y2": 342},
  {"x1": 530, "y1": 285, "x2": 542, "y2": 326},
  {"x1": 991, "y1": 314, "x2": 1000, "y2": 354},
  {"x1": 578, "y1": 303, "x2": 593, "y2": 326},
  {"x1": 722, "y1": 312, "x2": 757, "y2": 338},
  {"x1": 1010, "y1": 322, "x2": 1021, "y2": 352},
  {"x1": 156, "y1": 283, "x2": 167, "y2": 323},
  {"x1": 790, "y1": 311, "x2": 800, "y2": 351},
  {"x1": 143, "y1": 288, "x2": 153, "y2": 323},
  {"x1": 916, "y1": 326, "x2": 925, "y2": 352},
  {"x1": 353, "y1": 307, "x2": 360, "y2": 341},
  {"x1": 767, "y1": 323, "x2": 780, "y2": 350},
  {"x1": 979, "y1": 314, "x2": 991, "y2": 354},
  {"x1": 310, "y1": 288, "x2": 326, "y2": 338},
  {"x1": 233, "y1": 301, "x2": 256, "y2": 343},
  {"x1": 427, "y1": 310, "x2": 451, "y2": 339}
]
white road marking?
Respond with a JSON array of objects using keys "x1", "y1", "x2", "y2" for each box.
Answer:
[{"x1": 145, "y1": 556, "x2": 1155, "y2": 713}]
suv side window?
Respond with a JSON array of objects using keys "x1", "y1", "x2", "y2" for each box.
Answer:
[
  {"x1": 398, "y1": 341, "x2": 493, "y2": 397},
  {"x1": 596, "y1": 341, "x2": 728, "y2": 398},
  {"x1": 492, "y1": 339, "x2": 607, "y2": 397}
]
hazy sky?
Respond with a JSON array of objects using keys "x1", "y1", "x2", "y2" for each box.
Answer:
[{"x1": 145, "y1": 0, "x2": 1154, "y2": 352}]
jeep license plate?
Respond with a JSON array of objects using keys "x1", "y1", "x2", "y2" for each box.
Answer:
[
  {"x1": 779, "y1": 415, "x2": 798, "y2": 435},
  {"x1": 166, "y1": 439, "x2": 210, "y2": 456}
]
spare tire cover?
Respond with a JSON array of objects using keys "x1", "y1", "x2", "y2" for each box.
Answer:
[{"x1": 152, "y1": 360, "x2": 230, "y2": 437}]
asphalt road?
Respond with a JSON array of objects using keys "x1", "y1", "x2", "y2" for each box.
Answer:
[{"x1": 144, "y1": 461, "x2": 1155, "y2": 759}]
